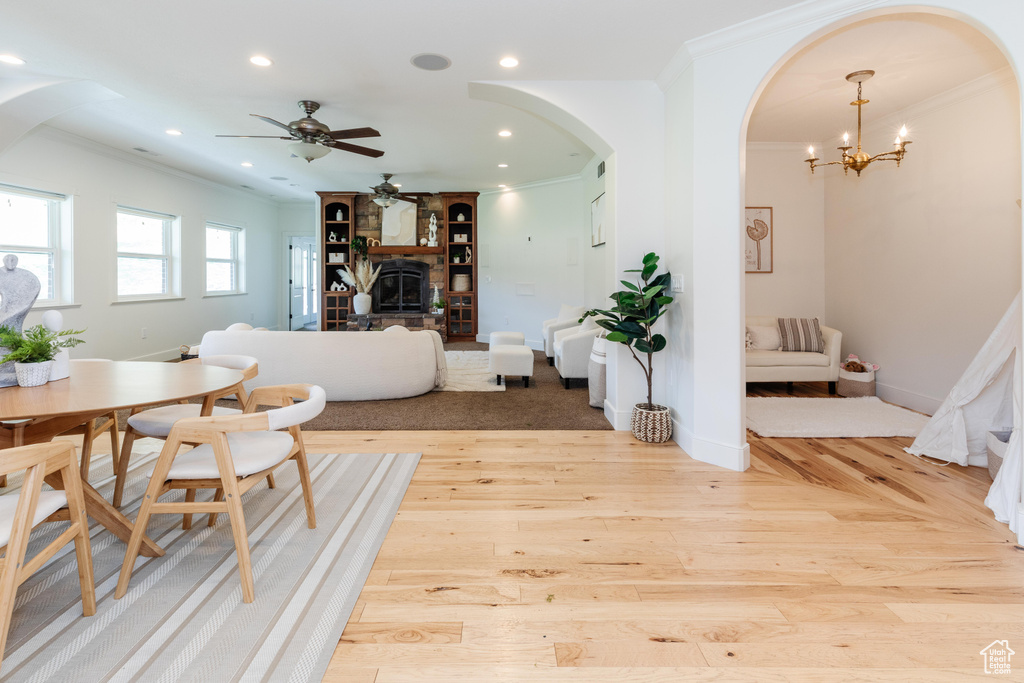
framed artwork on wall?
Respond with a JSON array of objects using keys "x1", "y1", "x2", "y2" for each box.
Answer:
[
  {"x1": 591, "y1": 193, "x2": 606, "y2": 247},
  {"x1": 745, "y1": 206, "x2": 773, "y2": 273}
]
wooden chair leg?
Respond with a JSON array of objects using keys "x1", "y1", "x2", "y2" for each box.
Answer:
[
  {"x1": 266, "y1": 473, "x2": 276, "y2": 489},
  {"x1": 78, "y1": 419, "x2": 97, "y2": 480},
  {"x1": 115, "y1": 438, "x2": 179, "y2": 599},
  {"x1": 222, "y1": 478, "x2": 254, "y2": 603},
  {"x1": 182, "y1": 488, "x2": 196, "y2": 530},
  {"x1": 294, "y1": 452, "x2": 316, "y2": 529},
  {"x1": 107, "y1": 413, "x2": 120, "y2": 471},
  {"x1": 208, "y1": 489, "x2": 223, "y2": 527},
  {"x1": 113, "y1": 427, "x2": 139, "y2": 507},
  {"x1": 62, "y1": 458, "x2": 96, "y2": 616},
  {"x1": 0, "y1": 464, "x2": 44, "y2": 666}
]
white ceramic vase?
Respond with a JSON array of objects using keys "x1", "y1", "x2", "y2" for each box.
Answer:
[
  {"x1": 353, "y1": 292, "x2": 372, "y2": 315},
  {"x1": 15, "y1": 360, "x2": 53, "y2": 387}
]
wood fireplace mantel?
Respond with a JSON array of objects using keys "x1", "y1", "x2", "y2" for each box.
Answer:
[{"x1": 367, "y1": 246, "x2": 443, "y2": 255}]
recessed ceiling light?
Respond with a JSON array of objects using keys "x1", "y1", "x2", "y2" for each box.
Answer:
[
  {"x1": 270, "y1": 176, "x2": 288, "y2": 181},
  {"x1": 241, "y1": 162, "x2": 253, "y2": 167},
  {"x1": 165, "y1": 129, "x2": 183, "y2": 136},
  {"x1": 498, "y1": 163, "x2": 508, "y2": 168},
  {"x1": 411, "y1": 53, "x2": 451, "y2": 71},
  {"x1": 0, "y1": 54, "x2": 25, "y2": 66},
  {"x1": 498, "y1": 130, "x2": 512, "y2": 137},
  {"x1": 499, "y1": 57, "x2": 519, "y2": 68},
  {"x1": 249, "y1": 55, "x2": 273, "y2": 67}
]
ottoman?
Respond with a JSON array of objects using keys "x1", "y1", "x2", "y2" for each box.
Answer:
[
  {"x1": 488, "y1": 345, "x2": 534, "y2": 387},
  {"x1": 489, "y1": 331, "x2": 525, "y2": 346}
]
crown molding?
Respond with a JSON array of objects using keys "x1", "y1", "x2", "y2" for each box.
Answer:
[
  {"x1": 746, "y1": 141, "x2": 820, "y2": 152},
  {"x1": 888, "y1": 65, "x2": 1016, "y2": 123},
  {"x1": 478, "y1": 172, "x2": 583, "y2": 196},
  {"x1": 29, "y1": 125, "x2": 280, "y2": 207},
  {"x1": 657, "y1": 0, "x2": 885, "y2": 90}
]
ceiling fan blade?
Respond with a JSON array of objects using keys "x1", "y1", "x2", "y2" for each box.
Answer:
[
  {"x1": 397, "y1": 192, "x2": 433, "y2": 197},
  {"x1": 395, "y1": 195, "x2": 419, "y2": 204},
  {"x1": 250, "y1": 114, "x2": 296, "y2": 133},
  {"x1": 215, "y1": 135, "x2": 293, "y2": 139},
  {"x1": 328, "y1": 127, "x2": 381, "y2": 140},
  {"x1": 326, "y1": 140, "x2": 385, "y2": 158}
]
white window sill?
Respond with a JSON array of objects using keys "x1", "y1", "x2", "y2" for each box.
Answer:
[
  {"x1": 202, "y1": 292, "x2": 248, "y2": 298},
  {"x1": 31, "y1": 302, "x2": 82, "y2": 310},
  {"x1": 111, "y1": 296, "x2": 186, "y2": 305}
]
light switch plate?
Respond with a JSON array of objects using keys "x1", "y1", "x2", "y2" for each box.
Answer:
[{"x1": 672, "y1": 275, "x2": 684, "y2": 293}]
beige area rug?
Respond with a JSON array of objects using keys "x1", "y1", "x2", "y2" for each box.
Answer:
[
  {"x1": 436, "y1": 350, "x2": 505, "y2": 392},
  {"x1": 746, "y1": 396, "x2": 930, "y2": 438},
  {"x1": 1, "y1": 443, "x2": 420, "y2": 682}
]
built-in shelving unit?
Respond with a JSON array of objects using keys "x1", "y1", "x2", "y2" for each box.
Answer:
[
  {"x1": 442, "y1": 192, "x2": 479, "y2": 341},
  {"x1": 317, "y1": 191, "x2": 357, "y2": 331}
]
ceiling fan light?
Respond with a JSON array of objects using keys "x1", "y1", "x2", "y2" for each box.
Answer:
[
  {"x1": 288, "y1": 141, "x2": 330, "y2": 163},
  {"x1": 372, "y1": 195, "x2": 398, "y2": 208}
]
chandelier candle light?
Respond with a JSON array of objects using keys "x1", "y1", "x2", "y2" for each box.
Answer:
[{"x1": 805, "y1": 70, "x2": 911, "y2": 176}]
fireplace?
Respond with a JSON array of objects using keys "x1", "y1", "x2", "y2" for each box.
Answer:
[{"x1": 372, "y1": 258, "x2": 430, "y2": 313}]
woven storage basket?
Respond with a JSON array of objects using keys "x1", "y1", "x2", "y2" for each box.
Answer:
[
  {"x1": 837, "y1": 368, "x2": 875, "y2": 397},
  {"x1": 631, "y1": 404, "x2": 672, "y2": 443}
]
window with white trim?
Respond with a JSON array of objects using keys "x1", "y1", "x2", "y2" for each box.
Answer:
[
  {"x1": 205, "y1": 223, "x2": 245, "y2": 294},
  {"x1": 116, "y1": 207, "x2": 179, "y2": 300},
  {"x1": 0, "y1": 183, "x2": 70, "y2": 304}
]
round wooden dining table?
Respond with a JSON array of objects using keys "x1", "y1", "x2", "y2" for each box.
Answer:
[{"x1": 0, "y1": 360, "x2": 244, "y2": 557}]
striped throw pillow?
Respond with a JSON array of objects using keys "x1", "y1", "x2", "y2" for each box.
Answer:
[{"x1": 777, "y1": 317, "x2": 824, "y2": 353}]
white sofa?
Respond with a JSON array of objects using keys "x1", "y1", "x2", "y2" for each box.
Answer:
[
  {"x1": 554, "y1": 318, "x2": 604, "y2": 389},
  {"x1": 745, "y1": 316, "x2": 842, "y2": 393},
  {"x1": 542, "y1": 305, "x2": 587, "y2": 366},
  {"x1": 200, "y1": 328, "x2": 446, "y2": 401}
]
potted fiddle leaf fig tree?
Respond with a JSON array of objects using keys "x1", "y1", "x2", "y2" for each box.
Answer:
[
  {"x1": 583, "y1": 252, "x2": 674, "y2": 442},
  {"x1": 0, "y1": 324, "x2": 85, "y2": 387}
]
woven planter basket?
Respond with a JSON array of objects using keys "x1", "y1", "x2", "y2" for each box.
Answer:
[
  {"x1": 15, "y1": 361, "x2": 53, "y2": 387},
  {"x1": 631, "y1": 403, "x2": 672, "y2": 443}
]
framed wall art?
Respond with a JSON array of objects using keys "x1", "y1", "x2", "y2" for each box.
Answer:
[
  {"x1": 591, "y1": 192, "x2": 606, "y2": 247},
  {"x1": 745, "y1": 206, "x2": 772, "y2": 273}
]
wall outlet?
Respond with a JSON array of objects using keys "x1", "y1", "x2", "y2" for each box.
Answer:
[
  {"x1": 672, "y1": 275, "x2": 684, "y2": 293},
  {"x1": 140, "y1": 327, "x2": 147, "y2": 339}
]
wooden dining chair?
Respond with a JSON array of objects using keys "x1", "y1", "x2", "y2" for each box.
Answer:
[
  {"x1": 113, "y1": 355, "x2": 259, "y2": 507},
  {"x1": 0, "y1": 442, "x2": 96, "y2": 666},
  {"x1": 115, "y1": 383, "x2": 325, "y2": 604},
  {"x1": 60, "y1": 359, "x2": 120, "y2": 481}
]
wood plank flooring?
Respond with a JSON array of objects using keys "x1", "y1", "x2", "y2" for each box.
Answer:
[{"x1": 306, "y1": 418, "x2": 1021, "y2": 682}]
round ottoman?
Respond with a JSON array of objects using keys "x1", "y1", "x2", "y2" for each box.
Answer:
[
  {"x1": 489, "y1": 331, "x2": 525, "y2": 346},
  {"x1": 488, "y1": 345, "x2": 534, "y2": 387}
]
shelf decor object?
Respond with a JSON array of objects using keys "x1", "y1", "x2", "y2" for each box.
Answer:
[{"x1": 805, "y1": 70, "x2": 911, "y2": 177}]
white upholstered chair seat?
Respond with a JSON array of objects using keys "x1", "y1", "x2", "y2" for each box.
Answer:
[
  {"x1": 164, "y1": 431, "x2": 295, "y2": 480},
  {"x1": 745, "y1": 350, "x2": 830, "y2": 368},
  {"x1": 127, "y1": 405, "x2": 241, "y2": 438},
  {"x1": 0, "y1": 491, "x2": 66, "y2": 548}
]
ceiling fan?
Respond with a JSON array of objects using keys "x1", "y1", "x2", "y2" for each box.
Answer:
[
  {"x1": 216, "y1": 100, "x2": 384, "y2": 162},
  {"x1": 369, "y1": 174, "x2": 432, "y2": 207}
]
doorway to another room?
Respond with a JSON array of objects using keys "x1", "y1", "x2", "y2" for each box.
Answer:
[{"x1": 289, "y1": 235, "x2": 318, "y2": 331}]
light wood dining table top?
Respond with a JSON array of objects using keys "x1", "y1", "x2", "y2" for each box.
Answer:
[{"x1": 0, "y1": 360, "x2": 243, "y2": 421}]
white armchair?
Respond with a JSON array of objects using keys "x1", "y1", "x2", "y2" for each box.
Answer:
[
  {"x1": 554, "y1": 318, "x2": 604, "y2": 389},
  {"x1": 542, "y1": 304, "x2": 587, "y2": 365}
]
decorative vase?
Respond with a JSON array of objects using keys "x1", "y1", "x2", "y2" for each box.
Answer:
[
  {"x1": 353, "y1": 292, "x2": 372, "y2": 315},
  {"x1": 15, "y1": 361, "x2": 54, "y2": 387},
  {"x1": 630, "y1": 403, "x2": 672, "y2": 443},
  {"x1": 335, "y1": 209, "x2": 343, "y2": 221},
  {"x1": 457, "y1": 213, "x2": 465, "y2": 222}
]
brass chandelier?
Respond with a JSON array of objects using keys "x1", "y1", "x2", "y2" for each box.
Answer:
[{"x1": 805, "y1": 70, "x2": 911, "y2": 176}]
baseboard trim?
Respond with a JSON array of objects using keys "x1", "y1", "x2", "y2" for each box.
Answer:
[
  {"x1": 126, "y1": 347, "x2": 179, "y2": 362},
  {"x1": 677, "y1": 426, "x2": 749, "y2": 471},
  {"x1": 875, "y1": 382, "x2": 942, "y2": 416},
  {"x1": 603, "y1": 399, "x2": 631, "y2": 431}
]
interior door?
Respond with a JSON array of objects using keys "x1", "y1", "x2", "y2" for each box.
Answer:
[{"x1": 289, "y1": 236, "x2": 317, "y2": 330}]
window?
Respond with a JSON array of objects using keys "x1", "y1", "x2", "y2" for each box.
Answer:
[
  {"x1": 116, "y1": 207, "x2": 179, "y2": 300},
  {"x1": 0, "y1": 183, "x2": 70, "y2": 304},
  {"x1": 205, "y1": 223, "x2": 244, "y2": 294}
]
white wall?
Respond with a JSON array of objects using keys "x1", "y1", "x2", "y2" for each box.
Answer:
[
  {"x1": 824, "y1": 72, "x2": 1021, "y2": 413},
  {"x1": 744, "y1": 144, "x2": 826, "y2": 319},
  {"x1": 580, "y1": 155, "x2": 612, "y2": 309},
  {"x1": 477, "y1": 177, "x2": 586, "y2": 348},
  {"x1": 0, "y1": 128, "x2": 287, "y2": 360}
]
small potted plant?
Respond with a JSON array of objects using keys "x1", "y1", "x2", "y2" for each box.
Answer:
[
  {"x1": 350, "y1": 235, "x2": 369, "y2": 262},
  {"x1": 433, "y1": 298, "x2": 447, "y2": 315},
  {"x1": 0, "y1": 324, "x2": 85, "y2": 387},
  {"x1": 583, "y1": 252, "x2": 674, "y2": 442}
]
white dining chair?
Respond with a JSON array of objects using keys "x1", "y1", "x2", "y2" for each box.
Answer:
[
  {"x1": 0, "y1": 442, "x2": 95, "y2": 666},
  {"x1": 115, "y1": 383, "x2": 326, "y2": 604},
  {"x1": 113, "y1": 354, "x2": 259, "y2": 507}
]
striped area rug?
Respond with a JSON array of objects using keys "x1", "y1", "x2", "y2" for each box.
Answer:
[{"x1": 1, "y1": 444, "x2": 420, "y2": 682}]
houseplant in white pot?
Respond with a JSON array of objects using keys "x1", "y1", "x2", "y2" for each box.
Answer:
[
  {"x1": 340, "y1": 258, "x2": 381, "y2": 315},
  {"x1": 0, "y1": 324, "x2": 85, "y2": 387},
  {"x1": 583, "y1": 252, "x2": 675, "y2": 442}
]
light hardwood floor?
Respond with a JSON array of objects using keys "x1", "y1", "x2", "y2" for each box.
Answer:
[{"x1": 305, "y1": 426, "x2": 1022, "y2": 682}]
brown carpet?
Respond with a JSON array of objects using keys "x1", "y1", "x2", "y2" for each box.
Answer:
[{"x1": 120, "y1": 342, "x2": 611, "y2": 431}]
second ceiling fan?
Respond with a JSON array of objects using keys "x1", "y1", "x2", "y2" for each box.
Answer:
[{"x1": 369, "y1": 174, "x2": 432, "y2": 207}]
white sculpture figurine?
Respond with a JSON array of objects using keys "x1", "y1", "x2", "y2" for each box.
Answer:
[
  {"x1": 330, "y1": 270, "x2": 349, "y2": 292},
  {"x1": 329, "y1": 231, "x2": 337, "y2": 242},
  {"x1": 465, "y1": 246, "x2": 472, "y2": 263},
  {"x1": 427, "y1": 213, "x2": 438, "y2": 247}
]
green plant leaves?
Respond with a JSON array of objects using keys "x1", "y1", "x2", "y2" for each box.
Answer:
[{"x1": 0, "y1": 325, "x2": 85, "y2": 365}]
